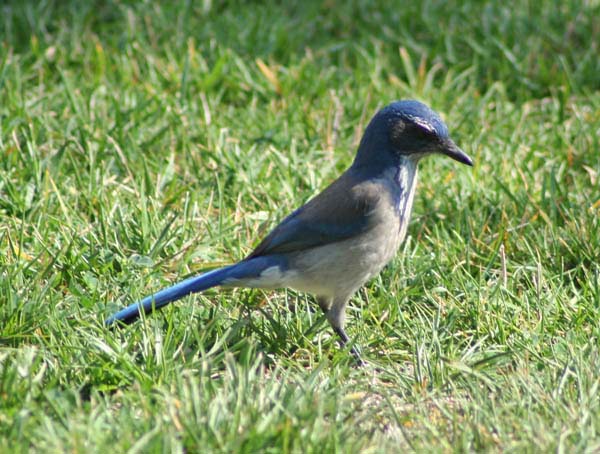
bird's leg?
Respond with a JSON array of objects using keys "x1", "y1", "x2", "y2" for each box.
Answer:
[
  {"x1": 319, "y1": 296, "x2": 366, "y2": 367},
  {"x1": 332, "y1": 325, "x2": 366, "y2": 367}
]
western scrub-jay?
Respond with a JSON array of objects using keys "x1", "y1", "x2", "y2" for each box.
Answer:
[{"x1": 106, "y1": 100, "x2": 473, "y2": 364}]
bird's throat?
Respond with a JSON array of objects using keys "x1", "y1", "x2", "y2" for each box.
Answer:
[{"x1": 394, "y1": 158, "x2": 419, "y2": 232}]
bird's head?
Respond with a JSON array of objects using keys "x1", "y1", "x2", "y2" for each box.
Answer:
[{"x1": 353, "y1": 100, "x2": 473, "y2": 169}]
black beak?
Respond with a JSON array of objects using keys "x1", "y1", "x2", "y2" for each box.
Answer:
[{"x1": 440, "y1": 138, "x2": 473, "y2": 166}]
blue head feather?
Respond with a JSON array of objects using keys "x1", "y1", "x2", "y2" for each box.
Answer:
[
  {"x1": 352, "y1": 100, "x2": 451, "y2": 170},
  {"x1": 380, "y1": 100, "x2": 449, "y2": 138}
]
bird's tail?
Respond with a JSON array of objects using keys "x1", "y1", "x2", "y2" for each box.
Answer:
[{"x1": 105, "y1": 256, "x2": 284, "y2": 326}]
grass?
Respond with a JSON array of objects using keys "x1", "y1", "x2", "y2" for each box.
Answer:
[{"x1": 1, "y1": 0, "x2": 600, "y2": 451}]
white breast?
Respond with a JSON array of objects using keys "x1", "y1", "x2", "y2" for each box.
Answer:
[{"x1": 287, "y1": 158, "x2": 420, "y2": 298}]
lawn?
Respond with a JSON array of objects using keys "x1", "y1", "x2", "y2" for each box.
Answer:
[{"x1": 1, "y1": 0, "x2": 600, "y2": 452}]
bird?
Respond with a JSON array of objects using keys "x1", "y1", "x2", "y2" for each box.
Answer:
[{"x1": 106, "y1": 100, "x2": 473, "y2": 364}]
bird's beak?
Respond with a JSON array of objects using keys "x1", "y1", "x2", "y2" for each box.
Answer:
[{"x1": 440, "y1": 138, "x2": 473, "y2": 166}]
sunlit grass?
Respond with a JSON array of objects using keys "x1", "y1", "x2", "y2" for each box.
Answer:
[{"x1": 1, "y1": 0, "x2": 599, "y2": 452}]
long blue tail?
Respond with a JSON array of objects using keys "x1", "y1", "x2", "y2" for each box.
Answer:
[{"x1": 105, "y1": 256, "x2": 285, "y2": 326}]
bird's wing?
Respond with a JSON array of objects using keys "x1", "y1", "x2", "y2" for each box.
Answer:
[{"x1": 247, "y1": 171, "x2": 385, "y2": 258}]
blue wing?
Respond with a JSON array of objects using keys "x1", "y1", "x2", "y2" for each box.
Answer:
[{"x1": 248, "y1": 169, "x2": 383, "y2": 257}]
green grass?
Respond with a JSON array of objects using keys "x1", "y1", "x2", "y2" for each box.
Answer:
[{"x1": 1, "y1": 0, "x2": 600, "y2": 451}]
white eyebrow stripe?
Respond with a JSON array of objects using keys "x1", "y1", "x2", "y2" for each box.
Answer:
[
  {"x1": 410, "y1": 116, "x2": 436, "y2": 133},
  {"x1": 404, "y1": 114, "x2": 448, "y2": 137}
]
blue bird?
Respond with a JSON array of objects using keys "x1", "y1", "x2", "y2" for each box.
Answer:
[{"x1": 106, "y1": 100, "x2": 473, "y2": 364}]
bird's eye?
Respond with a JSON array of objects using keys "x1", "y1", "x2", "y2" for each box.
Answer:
[
  {"x1": 389, "y1": 118, "x2": 435, "y2": 148},
  {"x1": 409, "y1": 123, "x2": 432, "y2": 140}
]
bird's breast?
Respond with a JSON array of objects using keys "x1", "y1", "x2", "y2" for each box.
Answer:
[{"x1": 280, "y1": 160, "x2": 420, "y2": 298}]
